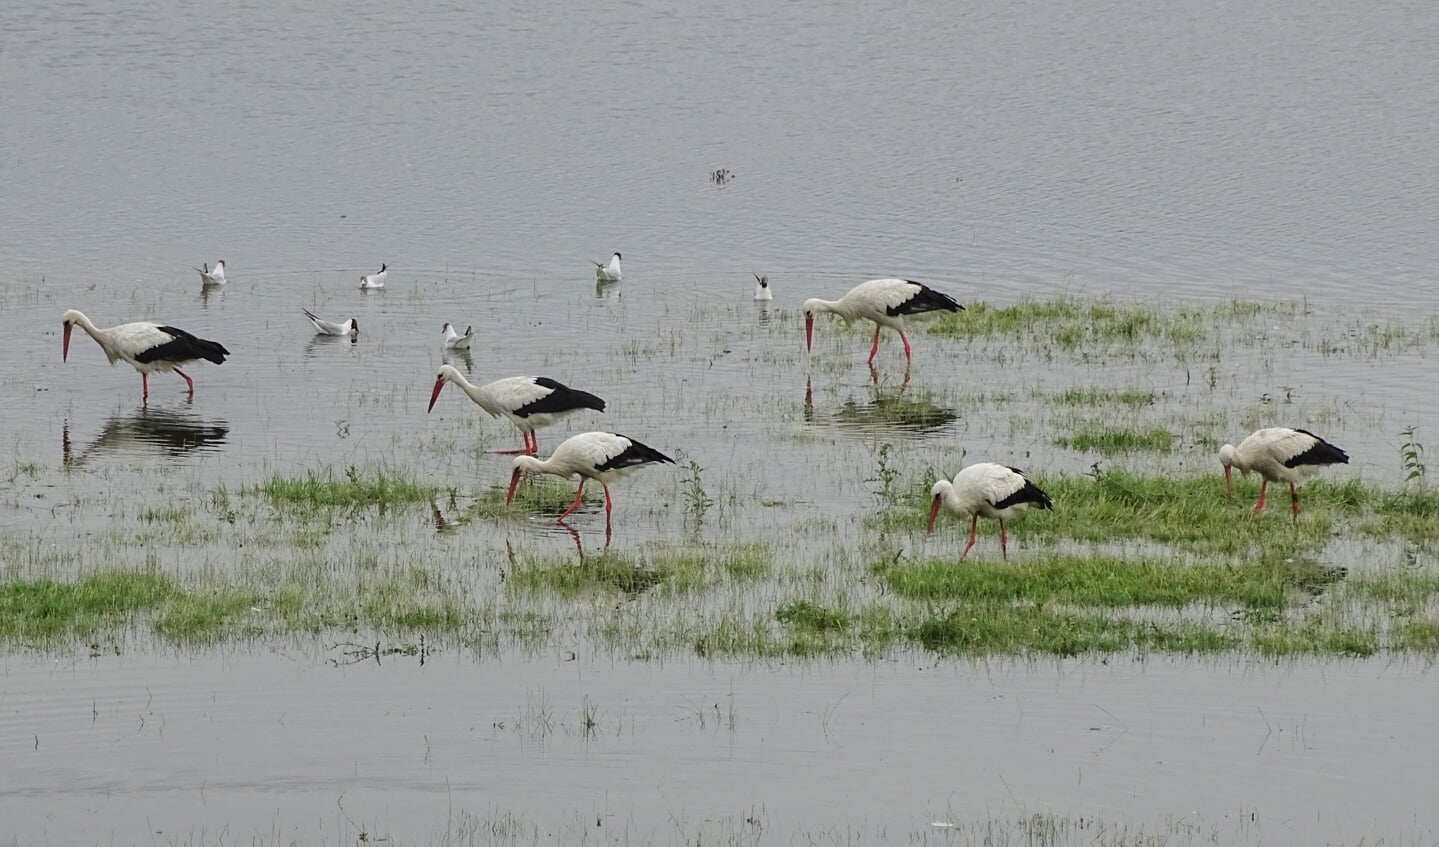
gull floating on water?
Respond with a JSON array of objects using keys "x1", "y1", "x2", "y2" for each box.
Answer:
[
  {"x1": 753, "y1": 273, "x2": 773, "y2": 301},
  {"x1": 442, "y1": 322, "x2": 473, "y2": 350},
  {"x1": 594, "y1": 252, "x2": 622, "y2": 282},
  {"x1": 195, "y1": 260, "x2": 226, "y2": 286},
  {"x1": 360, "y1": 263, "x2": 388, "y2": 290},
  {"x1": 303, "y1": 308, "x2": 358, "y2": 337}
]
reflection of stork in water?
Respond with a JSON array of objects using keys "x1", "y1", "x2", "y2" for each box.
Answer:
[
  {"x1": 63, "y1": 407, "x2": 230, "y2": 465},
  {"x1": 804, "y1": 376, "x2": 958, "y2": 436}
]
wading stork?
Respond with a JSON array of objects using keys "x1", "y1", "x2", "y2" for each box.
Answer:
[
  {"x1": 506, "y1": 431, "x2": 675, "y2": 531},
  {"x1": 427, "y1": 364, "x2": 606, "y2": 454},
  {"x1": 1219, "y1": 427, "x2": 1350, "y2": 522},
  {"x1": 62, "y1": 309, "x2": 230, "y2": 400},
  {"x1": 928, "y1": 463, "x2": 1054, "y2": 561},
  {"x1": 803, "y1": 278, "x2": 963, "y2": 364}
]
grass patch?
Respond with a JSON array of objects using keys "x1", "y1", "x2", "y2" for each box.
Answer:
[
  {"x1": 509, "y1": 552, "x2": 665, "y2": 597},
  {"x1": 928, "y1": 298, "x2": 1208, "y2": 348},
  {"x1": 877, "y1": 556, "x2": 1343, "y2": 610},
  {"x1": 776, "y1": 600, "x2": 851, "y2": 632},
  {"x1": 245, "y1": 467, "x2": 436, "y2": 508},
  {"x1": 509, "y1": 543, "x2": 773, "y2": 597},
  {"x1": 0, "y1": 570, "x2": 256, "y2": 643},
  {"x1": 881, "y1": 469, "x2": 1438, "y2": 555},
  {"x1": 1052, "y1": 387, "x2": 1157, "y2": 408},
  {"x1": 1055, "y1": 427, "x2": 1175, "y2": 455},
  {"x1": 910, "y1": 605, "x2": 1239, "y2": 656},
  {"x1": 472, "y1": 477, "x2": 592, "y2": 518}
]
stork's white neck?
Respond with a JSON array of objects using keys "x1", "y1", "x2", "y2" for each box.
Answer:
[{"x1": 803, "y1": 297, "x2": 858, "y2": 323}]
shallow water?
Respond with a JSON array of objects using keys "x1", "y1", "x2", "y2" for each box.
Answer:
[{"x1": 4, "y1": 0, "x2": 1439, "y2": 843}]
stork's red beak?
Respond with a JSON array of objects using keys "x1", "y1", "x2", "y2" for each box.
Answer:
[
  {"x1": 1224, "y1": 466, "x2": 1232, "y2": 499},
  {"x1": 62, "y1": 323, "x2": 72, "y2": 362},
  {"x1": 505, "y1": 468, "x2": 522, "y2": 505},
  {"x1": 927, "y1": 495, "x2": 942, "y2": 534},
  {"x1": 804, "y1": 314, "x2": 814, "y2": 351},
  {"x1": 426, "y1": 378, "x2": 444, "y2": 413}
]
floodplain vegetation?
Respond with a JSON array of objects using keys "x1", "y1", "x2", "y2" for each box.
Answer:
[{"x1": 4, "y1": 296, "x2": 1439, "y2": 662}]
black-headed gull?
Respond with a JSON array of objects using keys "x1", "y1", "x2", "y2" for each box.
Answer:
[
  {"x1": 593, "y1": 252, "x2": 622, "y2": 282},
  {"x1": 303, "y1": 308, "x2": 358, "y2": 337},
  {"x1": 360, "y1": 263, "x2": 388, "y2": 290},
  {"x1": 195, "y1": 260, "x2": 226, "y2": 286},
  {"x1": 442, "y1": 322, "x2": 473, "y2": 350},
  {"x1": 753, "y1": 273, "x2": 773, "y2": 301}
]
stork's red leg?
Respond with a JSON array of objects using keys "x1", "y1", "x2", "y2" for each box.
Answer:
[
  {"x1": 999, "y1": 518, "x2": 1009, "y2": 560},
  {"x1": 557, "y1": 479, "x2": 586, "y2": 522},
  {"x1": 867, "y1": 326, "x2": 881, "y2": 364},
  {"x1": 528, "y1": 431, "x2": 539, "y2": 455},
  {"x1": 1290, "y1": 483, "x2": 1300, "y2": 523},
  {"x1": 175, "y1": 368, "x2": 195, "y2": 395},
  {"x1": 141, "y1": 374, "x2": 149, "y2": 400},
  {"x1": 495, "y1": 430, "x2": 531, "y2": 455},
  {"x1": 898, "y1": 329, "x2": 912, "y2": 362},
  {"x1": 1253, "y1": 480, "x2": 1268, "y2": 513},
  {"x1": 959, "y1": 515, "x2": 979, "y2": 562},
  {"x1": 602, "y1": 483, "x2": 613, "y2": 531}
]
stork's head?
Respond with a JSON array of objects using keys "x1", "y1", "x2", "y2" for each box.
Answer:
[
  {"x1": 1218, "y1": 443, "x2": 1241, "y2": 497},
  {"x1": 506, "y1": 455, "x2": 546, "y2": 505},
  {"x1": 427, "y1": 364, "x2": 462, "y2": 413},
  {"x1": 801, "y1": 298, "x2": 825, "y2": 350},
  {"x1": 927, "y1": 479, "x2": 956, "y2": 533},
  {"x1": 61, "y1": 309, "x2": 84, "y2": 362}
]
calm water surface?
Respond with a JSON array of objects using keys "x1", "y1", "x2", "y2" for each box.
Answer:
[{"x1": 3, "y1": 0, "x2": 1439, "y2": 843}]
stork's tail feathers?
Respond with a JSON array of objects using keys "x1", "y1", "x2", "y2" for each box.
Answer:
[
  {"x1": 998, "y1": 468, "x2": 1054, "y2": 511},
  {"x1": 621, "y1": 437, "x2": 675, "y2": 465}
]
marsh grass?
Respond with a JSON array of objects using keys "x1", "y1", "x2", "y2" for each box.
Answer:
[
  {"x1": 1055, "y1": 426, "x2": 1176, "y2": 455},
  {"x1": 928, "y1": 298, "x2": 1209, "y2": 348},
  {"x1": 910, "y1": 605, "x2": 1240, "y2": 656},
  {"x1": 877, "y1": 556, "x2": 1343, "y2": 609},
  {"x1": 247, "y1": 467, "x2": 436, "y2": 508},
  {"x1": 880, "y1": 469, "x2": 1438, "y2": 554},
  {"x1": 1051, "y1": 387, "x2": 1157, "y2": 408},
  {"x1": 509, "y1": 542, "x2": 772, "y2": 598},
  {"x1": 0, "y1": 570, "x2": 256, "y2": 642}
]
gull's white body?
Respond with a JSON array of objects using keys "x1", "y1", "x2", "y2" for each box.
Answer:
[
  {"x1": 196, "y1": 260, "x2": 226, "y2": 286},
  {"x1": 594, "y1": 252, "x2": 623, "y2": 282},
  {"x1": 442, "y1": 322, "x2": 473, "y2": 350},
  {"x1": 753, "y1": 274, "x2": 773, "y2": 301},
  {"x1": 360, "y1": 263, "x2": 388, "y2": 289},
  {"x1": 303, "y1": 309, "x2": 358, "y2": 337}
]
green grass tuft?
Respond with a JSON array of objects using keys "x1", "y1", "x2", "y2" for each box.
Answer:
[
  {"x1": 928, "y1": 298, "x2": 1208, "y2": 348},
  {"x1": 877, "y1": 556, "x2": 1342, "y2": 610},
  {"x1": 1055, "y1": 427, "x2": 1176, "y2": 455},
  {"x1": 775, "y1": 601, "x2": 851, "y2": 632},
  {"x1": 910, "y1": 605, "x2": 1239, "y2": 657},
  {"x1": 246, "y1": 467, "x2": 436, "y2": 508}
]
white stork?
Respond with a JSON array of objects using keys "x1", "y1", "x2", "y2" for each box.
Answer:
[
  {"x1": 506, "y1": 431, "x2": 675, "y2": 530},
  {"x1": 442, "y1": 322, "x2": 473, "y2": 350},
  {"x1": 195, "y1": 259, "x2": 226, "y2": 286},
  {"x1": 303, "y1": 309, "x2": 358, "y2": 337},
  {"x1": 753, "y1": 273, "x2": 773, "y2": 301},
  {"x1": 1220, "y1": 427, "x2": 1350, "y2": 522},
  {"x1": 427, "y1": 364, "x2": 606, "y2": 454},
  {"x1": 594, "y1": 252, "x2": 623, "y2": 282},
  {"x1": 928, "y1": 463, "x2": 1054, "y2": 561},
  {"x1": 803, "y1": 278, "x2": 963, "y2": 365},
  {"x1": 359, "y1": 263, "x2": 388, "y2": 290},
  {"x1": 62, "y1": 309, "x2": 230, "y2": 400}
]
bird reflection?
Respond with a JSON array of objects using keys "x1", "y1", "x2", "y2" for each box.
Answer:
[
  {"x1": 869, "y1": 362, "x2": 911, "y2": 388},
  {"x1": 595, "y1": 279, "x2": 621, "y2": 300},
  {"x1": 805, "y1": 376, "x2": 959, "y2": 435},
  {"x1": 199, "y1": 283, "x2": 224, "y2": 307},
  {"x1": 442, "y1": 346, "x2": 474, "y2": 373},
  {"x1": 63, "y1": 406, "x2": 230, "y2": 465},
  {"x1": 756, "y1": 302, "x2": 772, "y2": 327},
  {"x1": 304, "y1": 334, "x2": 359, "y2": 357}
]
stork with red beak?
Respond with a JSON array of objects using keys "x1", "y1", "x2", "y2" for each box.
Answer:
[
  {"x1": 506, "y1": 431, "x2": 674, "y2": 532},
  {"x1": 62, "y1": 309, "x2": 230, "y2": 400},
  {"x1": 427, "y1": 365, "x2": 606, "y2": 455},
  {"x1": 1219, "y1": 427, "x2": 1350, "y2": 522},
  {"x1": 804, "y1": 278, "x2": 963, "y2": 365},
  {"x1": 927, "y1": 463, "x2": 1054, "y2": 561}
]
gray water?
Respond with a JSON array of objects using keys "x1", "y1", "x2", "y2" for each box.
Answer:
[{"x1": 4, "y1": 0, "x2": 1439, "y2": 843}]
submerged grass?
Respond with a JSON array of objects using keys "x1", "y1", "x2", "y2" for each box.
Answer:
[
  {"x1": 928, "y1": 298, "x2": 1209, "y2": 348},
  {"x1": 877, "y1": 556, "x2": 1342, "y2": 610},
  {"x1": 1055, "y1": 426, "x2": 1176, "y2": 455},
  {"x1": 246, "y1": 467, "x2": 437, "y2": 508}
]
